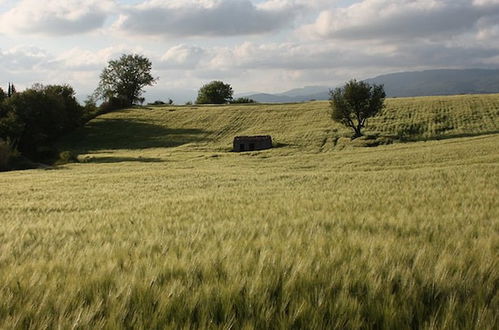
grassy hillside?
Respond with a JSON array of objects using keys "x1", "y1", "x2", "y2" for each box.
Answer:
[
  {"x1": 0, "y1": 94, "x2": 498, "y2": 328},
  {"x1": 62, "y1": 93, "x2": 499, "y2": 156}
]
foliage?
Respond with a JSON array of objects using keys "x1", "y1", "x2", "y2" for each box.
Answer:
[
  {"x1": 95, "y1": 54, "x2": 157, "y2": 106},
  {"x1": 0, "y1": 102, "x2": 23, "y2": 146},
  {"x1": 330, "y1": 79, "x2": 386, "y2": 137},
  {"x1": 7, "y1": 83, "x2": 17, "y2": 97},
  {"x1": 0, "y1": 87, "x2": 6, "y2": 102},
  {"x1": 99, "y1": 96, "x2": 130, "y2": 114},
  {"x1": 149, "y1": 100, "x2": 166, "y2": 105},
  {"x1": 148, "y1": 99, "x2": 173, "y2": 106},
  {"x1": 231, "y1": 97, "x2": 256, "y2": 104},
  {"x1": 1, "y1": 84, "x2": 85, "y2": 159},
  {"x1": 0, "y1": 139, "x2": 12, "y2": 170},
  {"x1": 196, "y1": 81, "x2": 233, "y2": 104}
]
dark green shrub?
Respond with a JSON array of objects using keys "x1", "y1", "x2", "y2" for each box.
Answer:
[
  {"x1": 231, "y1": 97, "x2": 256, "y2": 104},
  {"x1": 330, "y1": 79, "x2": 385, "y2": 137},
  {"x1": 149, "y1": 100, "x2": 165, "y2": 105},
  {"x1": 35, "y1": 146, "x2": 59, "y2": 163},
  {"x1": 99, "y1": 96, "x2": 129, "y2": 113},
  {"x1": 196, "y1": 81, "x2": 233, "y2": 104},
  {"x1": 4, "y1": 84, "x2": 84, "y2": 159},
  {"x1": 0, "y1": 87, "x2": 6, "y2": 103}
]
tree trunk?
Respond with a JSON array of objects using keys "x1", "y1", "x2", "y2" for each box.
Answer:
[{"x1": 353, "y1": 125, "x2": 363, "y2": 138}]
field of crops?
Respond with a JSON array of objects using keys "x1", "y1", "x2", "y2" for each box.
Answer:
[
  {"x1": 0, "y1": 94, "x2": 498, "y2": 328},
  {"x1": 371, "y1": 94, "x2": 499, "y2": 140}
]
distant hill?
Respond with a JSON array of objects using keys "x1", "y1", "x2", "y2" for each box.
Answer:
[
  {"x1": 240, "y1": 93, "x2": 296, "y2": 103},
  {"x1": 365, "y1": 69, "x2": 499, "y2": 97},
  {"x1": 241, "y1": 69, "x2": 499, "y2": 103}
]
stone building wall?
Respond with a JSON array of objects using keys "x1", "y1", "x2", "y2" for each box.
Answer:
[{"x1": 233, "y1": 135, "x2": 272, "y2": 152}]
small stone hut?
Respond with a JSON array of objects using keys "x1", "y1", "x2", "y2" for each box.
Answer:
[{"x1": 233, "y1": 135, "x2": 272, "y2": 152}]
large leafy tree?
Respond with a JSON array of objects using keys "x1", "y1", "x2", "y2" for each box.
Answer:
[
  {"x1": 95, "y1": 54, "x2": 157, "y2": 106},
  {"x1": 4, "y1": 84, "x2": 84, "y2": 157},
  {"x1": 329, "y1": 79, "x2": 386, "y2": 138},
  {"x1": 196, "y1": 81, "x2": 233, "y2": 104}
]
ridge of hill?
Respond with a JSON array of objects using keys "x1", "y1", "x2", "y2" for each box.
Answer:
[{"x1": 241, "y1": 68, "x2": 499, "y2": 103}]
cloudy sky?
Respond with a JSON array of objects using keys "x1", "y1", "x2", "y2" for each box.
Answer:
[{"x1": 1, "y1": 0, "x2": 499, "y2": 102}]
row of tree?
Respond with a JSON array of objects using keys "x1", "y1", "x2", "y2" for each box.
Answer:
[
  {"x1": 93, "y1": 54, "x2": 254, "y2": 105},
  {"x1": 0, "y1": 83, "x2": 17, "y2": 98}
]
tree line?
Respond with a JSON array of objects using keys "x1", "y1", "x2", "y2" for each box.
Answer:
[
  {"x1": 0, "y1": 54, "x2": 158, "y2": 170},
  {"x1": 0, "y1": 84, "x2": 97, "y2": 168}
]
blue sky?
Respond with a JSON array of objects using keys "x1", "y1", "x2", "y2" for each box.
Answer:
[{"x1": 1, "y1": 0, "x2": 499, "y2": 103}]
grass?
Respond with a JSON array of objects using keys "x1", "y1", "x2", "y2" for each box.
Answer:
[{"x1": 0, "y1": 94, "x2": 498, "y2": 328}]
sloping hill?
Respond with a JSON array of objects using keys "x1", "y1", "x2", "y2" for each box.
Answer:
[{"x1": 62, "y1": 94, "x2": 499, "y2": 155}]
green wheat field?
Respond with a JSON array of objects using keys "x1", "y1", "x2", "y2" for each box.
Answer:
[{"x1": 1, "y1": 94, "x2": 498, "y2": 328}]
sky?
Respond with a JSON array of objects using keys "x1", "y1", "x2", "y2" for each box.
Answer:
[{"x1": 1, "y1": 0, "x2": 499, "y2": 103}]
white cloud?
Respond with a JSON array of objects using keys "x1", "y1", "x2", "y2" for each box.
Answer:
[
  {"x1": 0, "y1": 0, "x2": 115, "y2": 36},
  {"x1": 0, "y1": 46, "x2": 52, "y2": 71},
  {"x1": 160, "y1": 45, "x2": 206, "y2": 69},
  {"x1": 114, "y1": 0, "x2": 296, "y2": 37},
  {"x1": 56, "y1": 46, "x2": 139, "y2": 70},
  {"x1": 302, "y1": 0, "x2": 499, "y2": 41},
  {"x1": 1, "y1": 0, "x2": 499, "y2": 99}
]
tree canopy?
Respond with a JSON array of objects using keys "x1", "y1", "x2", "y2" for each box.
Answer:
[
  {"x1": 329, "y1": 79, "x2": 386, "y2": 137},
  {"x1": 196, "y1": 81, "x2": 233, "y2": 104},
  {"x1": 95, "y1": 54, "x2": 157, "y2": 106},
  {"x1": 0, "y1": 84, "x2": 86, "y2": 159}
]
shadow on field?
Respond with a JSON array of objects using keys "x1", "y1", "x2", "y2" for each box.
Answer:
[
  {"x1": 273, "y1": 142, "x2": 291, "y2": 148},
  {"x1": 431, "y1": 130, "x2": 499, "y2": 140},
  {"x1": 83, "y1": 156, "x2": 164, "y2": 164},
  {"x1": 62, "y1": 118, "x2": 210, "y2": 152},
  {"x1": 400, "y1": 129, "x2": 499, "y2": 143}
]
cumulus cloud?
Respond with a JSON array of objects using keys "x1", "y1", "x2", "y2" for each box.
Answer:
[
  {"x1": 0, "y1": 46, "x2": 52, "y2": 71},
  {"x1": 302, "y1": 0, "x2": 499, "y2": 41},
  {"x1": 114, "y1": 0, "x2": 296, "y2": 37},
  {"x1": 0, "y1": 0, "x2": 115, "y2": 36},
  {"x1": 2, "y1": 0, "x2": 499, "y2": 99},
  {"x1": 0, "y1": 46, "x2": 58, "y2": 90},
  {"x1": 55, "y1": 45, "x2": 143, "y2": 70},
  {"x1": 159, "y1": 45, "x2": 206, "y2": 69},
  {"x1": 192, "y1": 40, "x2": 499, "y2": 74}
]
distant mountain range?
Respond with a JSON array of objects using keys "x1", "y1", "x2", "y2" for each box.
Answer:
[{"x1": 238, "y1": 69, "x2": 499, "y2": 103}]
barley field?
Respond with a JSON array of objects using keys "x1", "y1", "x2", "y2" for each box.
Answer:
[{"x1": 0, "y1": 95, "x2": 498, "y2": 328}]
